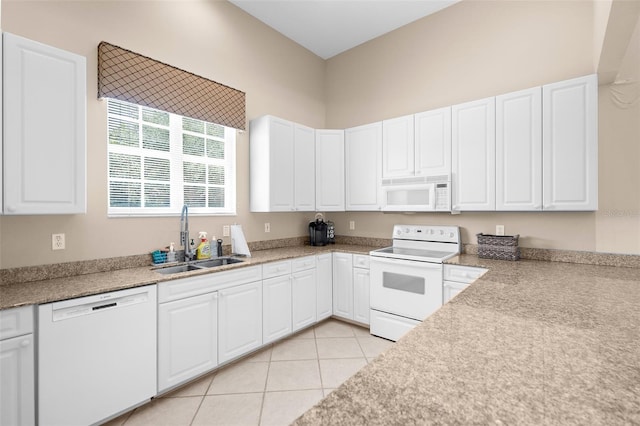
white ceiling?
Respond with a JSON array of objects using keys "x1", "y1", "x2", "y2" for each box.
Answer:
[{"x1": 229, "y1": 0, "x2": 461, "y2": 59}]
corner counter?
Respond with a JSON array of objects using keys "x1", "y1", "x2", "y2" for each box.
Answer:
[{"x1": 295, "y1": 256, "x2": 640, "y2": 425}]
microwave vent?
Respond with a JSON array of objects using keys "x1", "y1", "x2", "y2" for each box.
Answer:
[{"x1": 381, "y1": 174, "x2": 449, "y2": 186}]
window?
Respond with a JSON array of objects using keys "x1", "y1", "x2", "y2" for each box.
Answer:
[{"x1": 107, "y1": 99, "x2": 236, "y2": 216}]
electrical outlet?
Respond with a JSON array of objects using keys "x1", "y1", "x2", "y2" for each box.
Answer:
[
  {"x1": 496, "y1": 225, "x2": 505, "y2": 236},
  {"x1": 264, "y1": 223, "x2": 271, "y2": 233},
  {"x1": 52, "y1": 233, "x2": 65, "y2": 250},
  {"x1": 223, "y1": 225, "x2": 230, "y2": 237},
  {"x1": 349, "y1": 221, "x2": 355, "y2": 230}
]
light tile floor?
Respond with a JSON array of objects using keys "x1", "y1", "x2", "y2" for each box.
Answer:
[{"x1": 104, "y1": 319, "x2": 394, "y2": 426}]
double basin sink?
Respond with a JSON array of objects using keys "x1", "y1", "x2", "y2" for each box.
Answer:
[{"x1": 154, "y1": 257, "x2": 244, "y2": 275}]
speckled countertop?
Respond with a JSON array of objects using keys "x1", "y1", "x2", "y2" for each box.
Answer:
[
  {"x1": 0, "y1": 244, "x2": 373, "y2": 310},
  {"x1": 295, "y1": 254, "x2": 640, "y2": 425}
]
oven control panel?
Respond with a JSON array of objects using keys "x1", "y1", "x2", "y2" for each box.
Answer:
[{"x1": 392, "y1": 225, "x2": 460, "y2": 243}]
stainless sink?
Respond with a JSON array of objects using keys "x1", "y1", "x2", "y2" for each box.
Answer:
[
  {"x1": 193, "y1": 257, "x2": 245, "y2": 268},
  {"x1": 154, "y1": 257, "x2": 244, "y2": 274},
  {"x1": 154, "y1": 264, "x2": 204, "y2": 275}
]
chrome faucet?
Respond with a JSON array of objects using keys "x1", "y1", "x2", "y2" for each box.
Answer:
[{"x1": 180, "y1": 204, "x2": 193, "y2": 262}]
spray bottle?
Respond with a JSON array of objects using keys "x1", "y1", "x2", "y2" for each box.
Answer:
[{"x1": 196, "y1": 231, "x2": 212, "y2": 260}]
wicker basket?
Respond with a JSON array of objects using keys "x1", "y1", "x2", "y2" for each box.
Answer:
[{"x1": 476, "y1": 233, "x2": 520, "y2": 261}]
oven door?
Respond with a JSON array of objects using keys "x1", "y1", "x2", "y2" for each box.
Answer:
[{"x1": 370, "y1": 256, "x2": 443, "y2": 321}]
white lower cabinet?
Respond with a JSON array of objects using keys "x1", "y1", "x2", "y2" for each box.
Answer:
[
  {"x1": 353, "y1": 255, "x2": 370, "y2": 325},
  {"x1": 158, "y1": 292, "x2": 218, "y2": 393},
  {"x1": 333, "y1": 252, "x2": 354, "y2": 320},
  {"x1": 0, "y1": 306, "x2": 35, "y2": 426},
  {"x1": 263, "y1": 274, "x2": 293, "y2": 344},
  {"x1": 332, "y1": 253, "x2": 371, "y2": 326},
  {"x1": 316, "y1": 253, "x2": 333, "y2": 321},
  {"x1": 292, "y1": 256, "x2": 317, "y2": 332},
  {"x1": 219, "y1": 281, "x2": 263, "y2": 364},
  {"x1": 443, "y1": 264, "x2": 488, "y2": 304}
]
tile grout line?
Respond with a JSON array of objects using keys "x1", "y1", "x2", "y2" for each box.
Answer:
[
  {"x1": 257, "y1": 344, "x2": 273, "y2": 426},
  {"x1": 188, "y1": 371, "x2": 218, "y2": 426},
  {"x1": 313, "y1": 324, "x2": 327, "y2": 393}
]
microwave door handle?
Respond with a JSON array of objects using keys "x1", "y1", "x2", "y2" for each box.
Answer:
[{"x1": 427, "y1": 183, "x2": 436, "y2": 209}]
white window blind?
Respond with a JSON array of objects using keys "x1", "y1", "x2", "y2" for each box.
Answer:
[{"x1": 107, "y1": 98, "x2": 236, "y2": 216}]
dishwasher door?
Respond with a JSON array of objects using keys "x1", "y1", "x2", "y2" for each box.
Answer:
[{"x1": 38, "y1": 285, "x2": 157, "y2": 426}]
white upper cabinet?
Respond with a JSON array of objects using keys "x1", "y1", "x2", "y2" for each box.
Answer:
[
  {"x1": 414, "y1": 106, "x2": 452, "y2": 177},
  {"x1": 345, "y1": 122, "x2": 382, "y2": 211},
  {"x1": 3, "y1": 32, "x2": 86, "y2": 215},
  {"x1": 382, "y1": 115, "x2": 414, "y2": 178},
  {"x1": 315, "y1": 129, "x2": 345, "y2": 211},
  {"x1": 451, "y1": 97, "x2": 496, "y2": 211},
  {"x1": 251, "y1": 115, "x2": 316, "y2": 212},
  {"x1": 293, "y1": 124, "x2": 316, "y2": 211},
  {"x1": 542, "y1": 74, "x2": 598, "y2": 211},
  {"x1": 496, "y1": 87, "x2": 542, "y2": 211}
]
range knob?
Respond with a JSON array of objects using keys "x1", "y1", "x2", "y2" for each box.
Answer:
[{"x1": 439, "y1": 230, "x2": 444, "y2": 235}]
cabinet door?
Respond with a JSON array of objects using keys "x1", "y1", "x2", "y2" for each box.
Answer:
[
  {"x1": 218, "y1": 281, "x2": 262, "y2": 364},
  {"x1": 3, "y1": 33, "x2": 86, "y2": 215},
  {"x1": 353, "y1": 267, "x2": 370, "y2": 325},
  {"x1": 345, "y1": 122, "x2": 382, "y2": 211},
  {"x1": 315, "y1": 130, "x2": 345, "y2": 211},
  {"x1": 496, "y1": 87, "x2": 542, "y2": 211},
  {"x1": 294, "y1": 124, "x2": 316, "y2": 211},
  {"x1": 414, "y1": 107, "x2": 451, "y2": 177},
  {"x1": 316, "y1": 254, "x2": 333, "y2": 321},
  {"x1": 443, "y1": 281, "x2": 469, "y2": 304},
  {"x1": 0, "y1": 334, "x2": 35, "y2": 426},
  {"x1": 382, "y1": 115, "x2": 415, "y2": 178},
  {"x1": 263, "y1": 275, "x2": 292, "y2": 344},
  {"x1": 332, "y1": 253, "x2": 354, "y2": 320},
  {"x1": 543, "y1": 74, "x2": 598, "y2": 211},
  {"x1": 249, "y1": 116, "x2": 294, "y2": 212},
  {"x1": 158, "y1": 292, "x2": 218, "y2": 393},
  {"x1": 452, "y1": 97, "x2": 496, "y2": 211},
  {"x1": 292, "y1": 268, "x2": 317, "y2": 332}
]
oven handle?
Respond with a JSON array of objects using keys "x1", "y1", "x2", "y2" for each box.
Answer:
[{"x1": 370, "y1": 256, "x2": 442, "y2": 269}]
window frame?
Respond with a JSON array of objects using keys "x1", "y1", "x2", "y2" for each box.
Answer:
[{"x1": 106, "y1": 99, "x2": 237, "y2": 217}]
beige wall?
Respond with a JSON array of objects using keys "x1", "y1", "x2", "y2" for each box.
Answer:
[
  {"x1": 0, "y1": 0, "x2": 326, "y2": 268},
  {"x1": 1, "y1": 0, "x2": 638, "y2": 269}
]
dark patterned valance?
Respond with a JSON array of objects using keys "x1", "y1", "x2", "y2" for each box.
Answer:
[{"x1": 98, "y1": 42, "x2": 245, "y2": 130}]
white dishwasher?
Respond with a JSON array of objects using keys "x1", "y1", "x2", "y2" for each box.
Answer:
[{"x1": 38, "y1": 285, "x2": 157, "y2": 426}]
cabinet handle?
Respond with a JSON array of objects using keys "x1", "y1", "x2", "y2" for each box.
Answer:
[
  {"x1": 7, "y1": 205, "x2": 16, "y2": 213},
  {"x1": 212, "y1": 293, "x2": 219, "y2": 300},
  {"x1": 21, "y1": 339, "x2": 31, "y2": 347}
]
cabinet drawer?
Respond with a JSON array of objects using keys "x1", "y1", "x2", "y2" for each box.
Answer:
[
  {"x1": 262, "y1": 260, "x2": 292, "y2": 279},
  {"x1": 292, "y1": 255, "x2": 316, "y2": 272},
  {"x1": 353, "y1": 254, "x2": 370, "y2": 269},
  {"x1": 159, "y1": 266, "x2": 262, "y2": 303},
  {"x1": 443, "y1": 265, "x2": 487, "y2": 284},
  {"x1": 0, "y1": 305, "x2": 34, "y2": 340}
]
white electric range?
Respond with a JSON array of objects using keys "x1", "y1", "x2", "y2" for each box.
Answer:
[{"x1": 369, "y1": 224, "x2": 461, "y2": 341}]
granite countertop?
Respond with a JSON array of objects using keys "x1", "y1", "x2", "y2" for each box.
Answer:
[
  {"x1": 296, "y1": 254, "x2": 640, "y2": 425},
  {"x1": 0, "y1": 244, "x2": 374, "y2": 310}
]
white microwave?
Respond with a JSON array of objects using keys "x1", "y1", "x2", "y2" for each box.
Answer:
[{"x1": 381, "y1": 175, "x2": 451, "y2": 212}]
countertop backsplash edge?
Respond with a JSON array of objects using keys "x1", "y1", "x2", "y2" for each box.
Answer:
[{"x1": 2, "y1": 237, "x2": 638, "y2": 287}]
